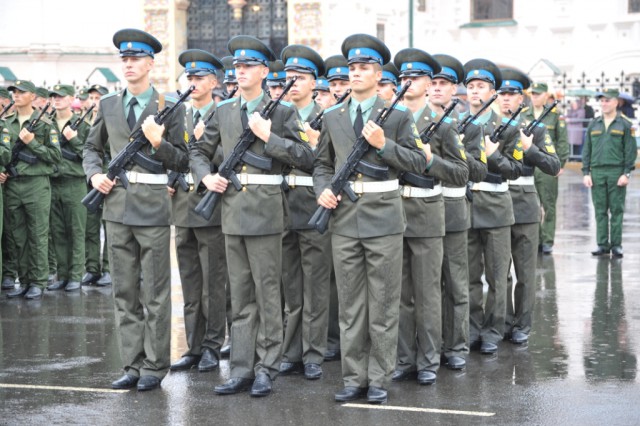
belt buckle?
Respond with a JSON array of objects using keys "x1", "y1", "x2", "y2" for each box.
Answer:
[
  {"x1": 189, "y1": 184, "x2": 195, "y2": 192},
  {"x1": 354, "y1": 180, "x2": 364, "y2": 194},
  {"x1": 128, "y1": 171, "x2": 138, "y2": 184},
  {"x1": 289, "y1": 174, "x2": 296, "y2": 189},
  {"x1": 240, "y1": 172, "x2": 249, "y2": 186},
  {"x1": 471, "y1": 183, "x2": 479, "y2": 191},
  {"x1": 401, "y1": 185, "x2": 412, "y2": 198}
]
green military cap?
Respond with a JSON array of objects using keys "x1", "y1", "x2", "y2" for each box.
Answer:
[
  {"x1": 228, "y1": 35, "x2": 276, "y2": 67},
  {"x1": 0, "y1": 86, "x2": 11, "y2": 99},
  {"x1": 281, "y1": 44, "x2": 325, "y2": 78},
  {"x1": 324, "y1": 55, "x2": 349, "y2": 82},
  {"x1": 341, "y1": 33, "x2": 391, "y2": 66},
  {"x1": 433, "y1": 54, "x2": 464, "y2": 84},
  {"x1": 463, "y1": 58, "x2": 502, "y2": 89},
  {"x1": 49, "y1": 84, "x2": 75, "y2": 97},
  {"x1": 77, "y1": 87, "x2": 89, "y2": 100},
  {"x1": 87, "y1": 84, "x2": 108, "y2": 96},
  {"x1": 179, "y1": 49, "x2": 223, "y2": 76},
  {"x1": 35, "y1": 86, "x2": 50, "y2": 98},
  {"x1": 596, "y1": 88, "x2": 620, "y2": 99},
  {"x1": 380, "y1": 62, "x2": 399, "y2": 85},
  {"x1": 531, "y1": 82, "x2": 548, "y2": 94},
  {"x1": 113, "y1": 28, "x2": 162, "y2": 58},
  {"x1": 221, "y1": 56, "x2": 237, "y2": 84},
  {"x1": 498, "y1": 68, "x2": 530, "y2": 94},
  {"x1": 394, "y1": 48, "x2": 441, "y2": 79},
  {"x1": 266, "y1": 60, "x2": 286, "y2": 87},
  {"x1": 8, "y1": 80, "x2": 36, "y2": 93}
]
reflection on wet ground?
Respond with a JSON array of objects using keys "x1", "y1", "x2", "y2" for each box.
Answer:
[{"x1": 1, "y1": 167, "x2": 639, "y2": 425}]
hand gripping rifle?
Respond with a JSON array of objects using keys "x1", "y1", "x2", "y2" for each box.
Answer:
[
  {"x1": 309, "y1": 89, "x2": 352, "y2": 131},
  {"x1": 490, "y1": 103, "x2": 524, "y2": 142},
  {"x1": 457, "y1": 94, "x2": 498, "y2": 134},
  {"x1": 81, "y1": 86, "x2": 194, "y2": 213},
  {"x1": 522, "y1": 100, "x2": 559, "y2": 137},
  {"x1": 60, "y1": 104, "x2": 96, "y2": 162},
  {"x1": 6, "y1": 102, "x2": 51, "y2": 177},
  {"x1": 193, "y1": 77, "x2": 297, "y2": 221},
  {"x1": 307, "y1": 80, "x2": 412, "y2": 234}
]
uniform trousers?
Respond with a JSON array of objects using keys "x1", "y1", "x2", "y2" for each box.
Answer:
[
  {"x1": 441, "y1": 230, "x2": 470, "y2": 358},
  {"x1": 506, "y1": 222, "x2": 539, "y2": 335},
  {"x1": 591, "y1": 167, "x2": 626, "y2": 248}
]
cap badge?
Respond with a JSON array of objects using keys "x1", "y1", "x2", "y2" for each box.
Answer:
[
  {"x1": 407, "y1": 63, "x2": 413, "y2": 69},
  {"x1": 240, "y1": 50, "x2": 246, "y2": 56},
  {"x1": 55, "y1": 85, "x2": 60, "y2": 89},
  {"x1": 505, "y1": 81, "x2": 510, "y2": 86},
  {"x1": 293, "y1": 58, "x2": 299, "y2": 64},
  {"x1": 127, "y1": 42, "x2": 132, "y2": 49},
  {"x1": 336, "y1": 68, "x2": 341, "y2": 73},
  {"x1": 228, "y1": 71, "x2": 233, "y2": 75},
  {"x1": 355, "y1": 49, "x2": 361, "y2": 55},
  {"x1": 191, "y1": 62, "x2": 196, "y2": 68},
  {"x1": 16, "y1": 80, "x2": 21, "y2": 85},
  {"x1": 474, "y1": 70, "x2": 479, "y2": 75}
]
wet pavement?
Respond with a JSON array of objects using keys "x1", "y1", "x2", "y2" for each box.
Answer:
[{"x1": 1, "y1": 166, "x2": 640, "y2": 426}]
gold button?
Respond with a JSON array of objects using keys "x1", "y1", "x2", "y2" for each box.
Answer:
[
  {"x1": 357, "y1": 173, "x2": 362, "y2": 179},
  {"x1": 242, "y1": 187, "x2": 247, "y2": 192},
  {"x1": 242, "y1": 165, "x2": 247, "y2": 171}
]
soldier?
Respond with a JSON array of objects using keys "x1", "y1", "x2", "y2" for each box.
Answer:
[
  {"x1": 325, "y1": 55, "x2": 351, "y2": 102},
  {"x1": 77, "y1": 88, "x2": 92, "y2": 113},
  {"x1": 168, "y1": 49, "x2": 227, "y2": 374},
  {"x1": 45, "y1": 84, "x2": 89, "y2": 292},
  {"x1": 3, "y1": 80, "x2": 60, "y2": 300},
  {"x1": 0, "y1": 87, "x2": 12, "y2": 109},
  {"x1": 462, "y1": 59, "x2": 526, "y2": 355},
  {"x1": 0, "y1": 90, "x2": 13, "y2": 290},
  {"x1": 313, "y1": 77, "x2": 334, "y2": 110},
  {"x1": 314, "y1": 34, "x2": 427, "y2": 404},
  {"x1": 191, "y1": 35, "x2": 309, "y2": 397},
  {"x1": 391, "y1": 48, "x2": 468, "y2": 385},
  {"x1": 429, "y1": 53, "x2": 479, "y2": 370},
  {"x1": 582, "y1": 88, "x2": 637, "y2": 258},
  {"x1": 277, "y1": 44, "x2": 332, "y2": 380},
  {"x1": 82, "y1": 84, "x2": 112, "y2": 287},
  {"x1": 34, "y1": 87, "x2": 50, "y2": 110},
  {"x1": 498, "y1": 69, "x2": 560, "y2": 345},
  {"x1": 83, "y1": 28, "x2": 189, "y2": 391},
  {"x1": 522, "y1": 82, "x2": 569, "y2": 254},
  {"x1": 377, "y1": 62, "x2": 399, "y2": 102},
  {"x1": 266, "y1": 60, "x2": 287, "y2": 101}
]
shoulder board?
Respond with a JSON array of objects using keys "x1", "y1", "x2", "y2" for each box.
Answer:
[
  {"x1": 279, "y1": 101, "x2": 293, "y2": 108},
  {"x1": 3, "y1": 112, "x2": 16, "y2": 119},
  {"x1": 621, "y1": 114, "x2": 633, "y2": 124},
  {"x1": 551, "y1": 107, "x2": 557, "y2": 113},
  {"x1": 393, "y1": 104, "x2": 408, "y2": 112},
  {"x1": 521, "y1": 106, "x2": 530, "y2": 113},
  {"x1": 40, "y1": 116, "x2": 53, "y2": 125},
  {"x1": 101, "y1": 91, "x2": 119, "y2": 101},
  {"x1": 324, "y1": 103, "x2": 344, "y2": 114},
  {"x1": 216, "y1": 98, "x2": 236, "y2": 107},
  {"x1": 443, "y1": 117, "x2": 452, "y2": 124},
  {"x1": 536, "y1": 122, "x2": 545, "y2": 128},
  {"x1": 164, "y1": 95, "x2": 178, "y2": 104}
]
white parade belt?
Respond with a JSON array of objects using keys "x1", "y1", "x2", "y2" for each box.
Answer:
[
  {"x1": 509, "y1": 176, "x2": 535, "y2": 186},
  {"x1": 238, "y1": 173, "x2": 284, "y2": 186},
  {"x1": 470, "y1": 181, "x2": 509, "y2": 192},
  {"x1": 348, "y1": 179, "x2": 399, "y2": 194},
  {"x1": 284, "y1": 174, "x2": 314, "y2": 187},
  {"x1": 442, "y1": 186, "x2": 467, "y2": 198},
  {"x1": 125, "y1": 171, "x2": 169, "y2": 185},
  {"x1": 400, "y1": 183, "x2": 443, "y2": 198}
]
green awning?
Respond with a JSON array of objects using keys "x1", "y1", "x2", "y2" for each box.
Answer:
[
  {"x1": 87, "y1": 67, "x2": 120, "y2": 83},
  {"x1": 0, "y1": 67, "x2": 18, "y2": 82}
]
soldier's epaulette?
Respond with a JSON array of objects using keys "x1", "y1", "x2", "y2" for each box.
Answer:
[
  {"x1": 101, "y1": 91, "x2": 119, "y2": 101},
  {"x1": 551, "y1": 107, "x2": 558, "y2": 113},
  {"x1": 536, "y1": 122, "x2": 545, "y2": 128},
  {"x1": 521, "y1": 106, "x2": 530, "y2": 113},
  {"x1": 3, "y1": 112, "x2": 16, "y2": 119},
  {"x1": 279, "y1": 101, "x2": 293, "y2": 108},
  {"x1": 443, "y1": 116, "x2": 452, "y2": 124},
  {"x1": 165, "y1": 95, "x2": 178, "y2": 104},
  {"x1": 40, "y1": 115, "x2": 53, "y2": 125},
  {"x1": 324, "y1": 103, "x2": 344, "y2": 114},
  {"x1": 216, "y1": 98, "x2": 236, "y2": 107},
  {"x1": 393, "y1": 104, "x2": 408, "y2": 112},
  {"x1": 621, "y1": 114, "x2": 633, "y2": 124}
]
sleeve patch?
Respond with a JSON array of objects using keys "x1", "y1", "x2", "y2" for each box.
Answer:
[{"x1": 513, "y1": 140, "x2": 523, "y2": 161}]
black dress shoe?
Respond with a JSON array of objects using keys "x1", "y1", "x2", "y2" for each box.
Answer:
[
  {"x1": 65, "y1": 281, "x2": 81, "y2": 292},
  {"x1": 96, "y1": 272, "x2": 112, "y2": 286},
  {"x1": 324, "y1": 348, "x2": 341, "y2": 361},
  {"x1": 480, "y1": 342, "x2": 498, "y2": 354},
  {"x1": 111, "y1": 374, "x2": 139, "y2": 389},
  {"x1": 591, "y1": 246, "x2": 610, "y2": 256},
  {"x1": 1, "y1": 277, "x2": 16, "y2": 290},
  {"x1": 541, "y1": 244, "x2": 553, "y2": 255},
  {"x1": 47, "y1": 280, "x2": 68, "y2": 291},
  {"x1": 198, "y1": 348, "x2": 219, "y2": 372},
  {"x1": 470, "y1": 340, "x2": 482, "y2": 351},
  {"x1": 170, "y1": 355, "x2": 201, "y2": 371},
  {"x1": 417, "y1": 370, "x2": 437, "y2": 385},
  {"x1": 25, "y1": 286, "x2": 43, "y2": 300},
  {"x1": 81, "y1": 272, "x2": 100, "y2": 286},
  {"x1": 7, "y1": 286, "x2": 28, "y2": 299},
  {"x1": 279, "y1": 361, "x2": 304, "y2": 375},
  {"x1": 304, "y1": 363, "x2": 323, "y2": 380},
  {"x1": 366, "y1": 386, "x2": 387, "y2": 404},
  {"x1": 391, "y1": 369, "x2": 416, "y2": 382},
  {"x1": 611, "y1": 246, "x2": 623, "y2": 258},
  {"x1": 250, "y1": 373, "x2": 273, "y2": 397},
  {"x1": 137, "y1": 375, "x2": 161, "y2": 391},
  {"x1": 444, "y1": 356, "x2": 466, "y2": 370},
  {"x1": 335, "y1": 386, "x2": 367, "y2": 402},
  {"x1": 220, "y1": 343, "x2": 231, "y2": 358},
  {"x1": 214, "y1": 377, "x2": 253, "y2": 395},
  {"x1": 510, "y1": 330, "x2": 529, "y2": 344}
]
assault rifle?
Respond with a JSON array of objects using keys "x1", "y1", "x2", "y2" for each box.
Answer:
[
  {"x1": 457, "y1": 94, "x2": 498, "y2": 134},
  {"x1": 81, "y1": 86, "x2": 194, "y2": 213},
  {"x1": 60, "y1": 104, "x2": 96, "y2": 162},
  {"x1": 490, "y1": 103, "x2": 524, "y2": 142},
  {"x1": 307, "y1": 81, "x2": 412, "y2": 234},
  {"x1": 309, "y1": 89, "x2": 351, "y2": 131},
  {"x1": 193, "y1": 77, "x2": 297, "y2": 220},
  {"x1": 420, "y1": 99, "x2": 460, "y2": 144},
  {"x1": 523, "y1": 100, "x2": 559, "y2": 137},
  {"x1": 0, "y1": 100, "x2": 14, "y2": 120},
  {"x1": 6, "y1": 102, "x2": 51, "y2": 177}
]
